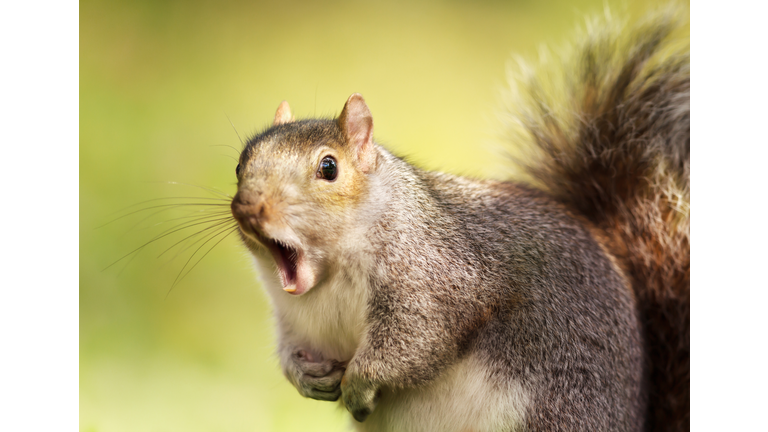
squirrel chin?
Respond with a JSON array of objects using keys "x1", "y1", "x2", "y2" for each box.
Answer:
[{"x1": 280, "y1": 275, "x2": 313, "y2": 296}]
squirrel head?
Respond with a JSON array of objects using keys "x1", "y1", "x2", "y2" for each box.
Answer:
[{"x1": 231, "y1": 94, "x2": 379, "y2": 296}]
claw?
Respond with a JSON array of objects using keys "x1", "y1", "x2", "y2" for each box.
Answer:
[
  {"x1": 341, "y1": 372, "x2": 379, "y2": 423},
  {"x1": 352, "y1": 407, "x2": 371, "y2": 423}
]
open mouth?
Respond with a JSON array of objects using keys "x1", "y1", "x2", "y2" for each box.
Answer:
[
  {"x1": 230, "y1": 194, "x2": 310, "y2": 295},
  {"x1": 265, "y1": 238, "x2": 299, "y2": 290},
  {"x1": 246, "y1": 230, "x2": 305, "y2": 294}
]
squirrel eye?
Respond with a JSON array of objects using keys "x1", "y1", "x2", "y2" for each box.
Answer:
[
  {"x1": 316, "y1": 156, "x2": 338, "y2": 181},
  {"x1": 235, "y1": 163, "x2": 242, "y2": 177}
]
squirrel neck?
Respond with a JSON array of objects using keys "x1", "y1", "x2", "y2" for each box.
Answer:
[{"x1": 367, "y1": 146, "x2": 471, "y2": 236}]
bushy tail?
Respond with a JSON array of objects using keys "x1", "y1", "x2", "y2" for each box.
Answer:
[{"x1": 504, "y1": 8, "x2": 689, "y2": 432}]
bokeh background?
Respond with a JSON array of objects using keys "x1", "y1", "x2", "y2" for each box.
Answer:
[{"x1": 81, "y1": 1, "x2": 670, "y2": 431}]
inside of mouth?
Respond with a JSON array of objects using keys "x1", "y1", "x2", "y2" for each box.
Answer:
[{"x1": 270, "y1": 240, "x2": 298, "y2": 286}]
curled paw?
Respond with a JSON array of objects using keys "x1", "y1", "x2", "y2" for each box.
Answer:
[
  {"x1": 341, "y1": 373, "x2": 380, "y2": 422},
  {"x1": 287, "y1": 349, "x2": 346, "y2": 401}
]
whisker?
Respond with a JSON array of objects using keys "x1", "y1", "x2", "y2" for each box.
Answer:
[
  {"x1": 161, "y1": 222, "x2": 238, "y2": 265},
  {"x1": 116, "y1": 246, "x2": 141, "y2": 277},
  {"x1": 210, "y1": 144, "x2": 242, "y2": 156},
  {"x1": 103, "y1": 215, "x2": 235, "y2": 271},
  {"x1": 218, "y1": 153, "x2": 239, "y2": 163},
  {"x1": 120, "y1": 206, "x2": 232, "y2": 237},
  {"x1": 97, "y1": 202, "x2": 230, "y2": 229},
  {"x1": 101, "y1": 196, "x2": 230, "y2": 220},
  {"x1": 105, "y1": 175, "x2": 241, "y2": 289},
  {"x1": 147, "y1": 209, "x2": 232, "y2": 226},
  {"x1": 168, "y1": 225, "x2": 239, "y2": 295},
  {"x1": 157, "y1": 217, "x2": 237, "y2": 259},
  {"x1": 150, "y1": 214, "x2": 235, "y2": 245},
  {"x1": 158, "y1": 181, "x2": 234, "y2": 199},
  {"x1": 133, "y1": 208, "x2": 232, "y2": 231},
  {"x1": 224, "y1": 112, "x2": 244, "y2": 146}
]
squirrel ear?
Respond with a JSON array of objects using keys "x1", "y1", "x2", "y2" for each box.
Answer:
[
  {"x1": 338, "y1": 93, "x2": 376, "y2": 173},
  {"x1": 273, "y1": 100, "x2": 294, "y2": 126}
]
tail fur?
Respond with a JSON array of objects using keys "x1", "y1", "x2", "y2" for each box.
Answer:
[{"x1": 504, "y1": 8, "x2": 690, "y2": 432}]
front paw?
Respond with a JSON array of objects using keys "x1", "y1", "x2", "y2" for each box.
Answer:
[
  {"x1": 286, "y1": 349, "x2": 346, "y2": 401},
  {"x1": 341, "y1": 373, "x2": 380, "y2": 422}
]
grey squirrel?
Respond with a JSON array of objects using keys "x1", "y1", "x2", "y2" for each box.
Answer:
[{"x1": 229, "y1": 9, "x2": 689, "y2": 432}]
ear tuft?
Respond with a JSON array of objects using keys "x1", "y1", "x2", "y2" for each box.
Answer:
[
  {"x1": 338, "y1": 93, "x2": 377, "y2": 173},
  {"x1": 274, "y1": 100, "x2": 294, "y2": 126}
]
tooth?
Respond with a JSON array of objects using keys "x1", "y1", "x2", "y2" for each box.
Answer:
[{"x1": 283, "y1": 286, "x2": 296, "y2": 293}]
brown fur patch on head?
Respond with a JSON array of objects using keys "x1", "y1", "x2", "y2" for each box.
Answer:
[{"x1": 236, "y1": 117, "x2": 377, "y2": 248}]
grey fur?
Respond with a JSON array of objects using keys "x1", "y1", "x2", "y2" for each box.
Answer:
[
  {"x1": 343, "y1": 154, "x2": 644, "y2": 430},
  {"x1": 231, "y1": 7, "x2": 688, "y2": 432}
]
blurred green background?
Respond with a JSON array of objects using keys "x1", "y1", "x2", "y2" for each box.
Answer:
[{"x1": 80, "y1": 0, "x2": 667, "y2": 431}]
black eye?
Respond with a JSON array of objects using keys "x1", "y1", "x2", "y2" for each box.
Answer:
[
  {"x1": 235, "y1": 163, "x2": 242, "y2": 178},
  {"x1": 316, "y1": 156, "x2": 338, "y2": 181}
]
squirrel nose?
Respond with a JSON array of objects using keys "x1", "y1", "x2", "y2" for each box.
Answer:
[{"x1": 231, "y1": 189, "x2": 271, "y2": 232}]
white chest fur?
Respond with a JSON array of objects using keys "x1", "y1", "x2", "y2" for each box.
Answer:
[
  {"x1": 359, "y1": 354, "x2": 530, "y2": 432},
  {"x1": 254, "y1": 256, "x2": 369, "y2": 362},
  {"x1": 251, "y1": 257, "x2": 529, "y2": 432}
]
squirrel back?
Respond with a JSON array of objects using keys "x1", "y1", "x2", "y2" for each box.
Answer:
[{"x1": 504, "y1": 9, "x2": 690, "y2": 431}]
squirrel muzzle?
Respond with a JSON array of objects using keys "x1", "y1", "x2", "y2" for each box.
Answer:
[{"x1": 231, "y1": 188, "x2": 316, "y2": 296}]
